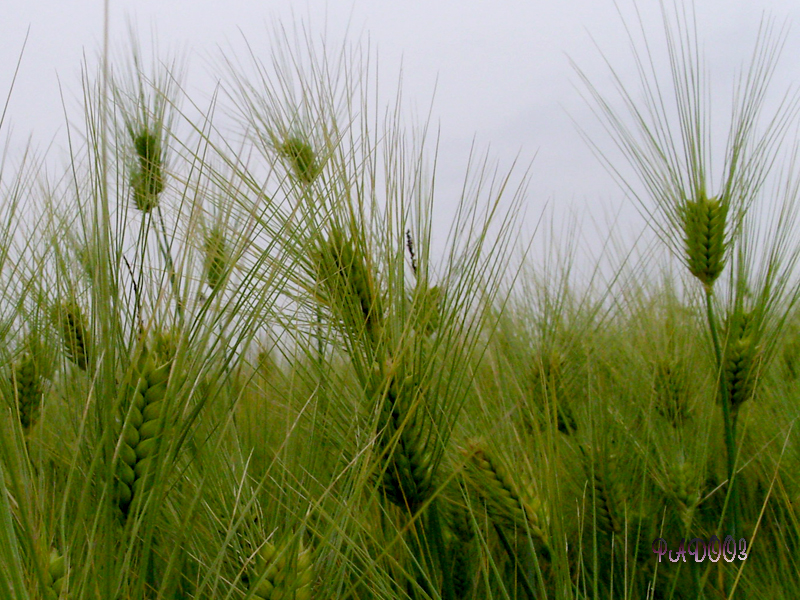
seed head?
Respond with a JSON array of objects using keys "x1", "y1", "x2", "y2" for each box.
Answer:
[
  {"x1": 115, "y1": 341, "x2": 172, "y2": 516},
  {"x1": 54, "y1": 302, "x2": 91, "y2": 371},
  {"x1": 375, "y1": 375, "x2": 435, "y2": 513},
  {"x1": 278, "y1": 136, "x2": 320, "y2": 184},
  {"x1": 131, "y1": 128, "x2": 164, "y2": 212},
  {"x1": 252, "y1": 539, "x2": 314, "y2": 600},
  {"x1": 11, "y1": 349, "x2": 43, "y2": 432},
  {"x1": 525, "y1": 351, "x2": 577, "y2": 435},
  {"x1": 653, "y1": 358, "x2": 690, "y2": 427},
  {"x1": 668, "y1": 461, "x2": 701, "y2": 530},
  {"x1": 581, "y1": 449, "x2": 620, "y2": 536},
  {"x1": 682, "y1": 192, "x2": 729, "y2": 289},
  {"x1": 415, "y1": 284, "x2": 442, "y2": 336},
  {"x1": 203, "y1": 226, "x2": 229, "y2": 290},
  {"x1": 44, "y1": 549, "x2": 68, "y2": 600},
  {"x1": 315, "y1": 226, "x2": 383, "y2": 345},
  {"x1": 723, "y1": 309, "x2": 761, "y2": 415},
  {"x1": 461, "y1": 440, "x2": 549, "y2": 553}
]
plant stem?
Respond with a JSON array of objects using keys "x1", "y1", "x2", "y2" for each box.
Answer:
[
  {"x1": 155, "y1": 204, "x2": 185, "y2": 326},
  {"x1": 494, "y1": 524, "x2": 537, "y2": 600},
  {"x1": 703, "y1": 287, "x2": 740, "y2": 541},
  {"x1": 426, "y1": 499, "x2": 454, "y2": 600}
]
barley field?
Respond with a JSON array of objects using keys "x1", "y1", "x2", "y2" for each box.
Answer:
[{"x1": 1, "y1": 5, "x2": 800, "y2": 600}]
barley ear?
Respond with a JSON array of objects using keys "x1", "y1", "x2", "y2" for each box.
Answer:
[
  {"x1": 444, "y1": 494, "x2": 476, "y2": 600},
  {"x1": 723, "y1": 309, "x2": 761, "y2": 418},
  {"x1": 668, "y1": 461, "x2": 701, "y2": 531},
  {"x1": 10, "y1": 347, "x2": 43, "y2": 434},
  {"x1": 460, "y1": 441, "x2": 550, "y2": 555},
  {"x1": 682, "y1": 192, "x2": 729, "y2": 289},
  {"x1": 252, "y1": 539, "x2": 315, "y2": 600},
  {"x1": 316, "y1": 225, "x2": 384, "y2": 347},
  {"x1": 43, "y1": 550, "x2": 68, "y2": 600},
  {"x1": 653, "y1": 358, "x2": 690, "y2": 427},
  {"x1": 530, "y1": 351, "x2": 577, "y2": 435},
  {"x1": 375, "y1": 375, "x2": 435, "y2": 513},
  {"x1": 115, "y1": 341, "x2": 172, "y2": 515},
  {"x1": 277, "y1": 135, "x2": 321, "y2": 184},
  {"x1": 782, "y1": 334, "x2": 800, "y2": 380},
  {"x1": 414, "y1": 283, "x2": 442, "y2": 336},
  {"x1": 131, "y1": 127, "x2": 165, "y2": 213},
  {"x1": 582, "y1": 449, "x2": 620, "y2": 537},
  {"x1": 203, "y1": 225, "x2": 230, "y2": 291},
  {"x1": 54, "y1": 302, "x2": 91, "y2": 371}
]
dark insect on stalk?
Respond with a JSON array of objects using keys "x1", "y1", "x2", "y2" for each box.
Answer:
[{"x1": 406, "y1": 229, "x2": 418, "y2": 276}]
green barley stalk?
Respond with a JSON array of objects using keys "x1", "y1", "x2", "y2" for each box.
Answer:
[
  {"x1": 574, "y1": 2, "x2": 800, "y2": 545},
  {"x1": 214, "y1": 18, "x2": 528, "y2": 599},
  {"x1": 117, "y1": 39, "x2": 186, "y2": 326}
]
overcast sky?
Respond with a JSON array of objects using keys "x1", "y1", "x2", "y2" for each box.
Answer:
[{"x1": 3, "y1": 0, "x2": 800, "y2": 266}]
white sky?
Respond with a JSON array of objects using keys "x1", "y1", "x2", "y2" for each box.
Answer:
[{"x1": 3, "y1": 0, "x2": 800, "y2": 268}]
